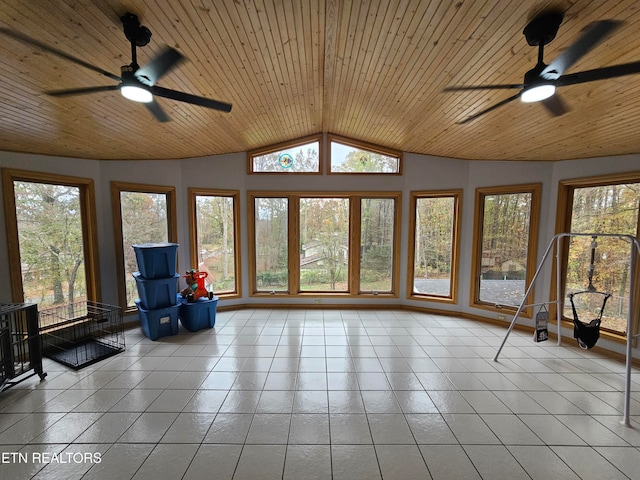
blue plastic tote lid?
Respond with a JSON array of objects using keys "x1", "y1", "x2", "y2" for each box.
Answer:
[{"x1": 132, "y1": 242, "x2": 179, "y2": 249}]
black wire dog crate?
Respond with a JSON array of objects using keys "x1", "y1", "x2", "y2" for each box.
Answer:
[
  {"x1": 0, "y1": 303, "x2": 47, "y2": 392},
  {"x1": 39, "y1": 301, "x2": 125, "y2": 369}
]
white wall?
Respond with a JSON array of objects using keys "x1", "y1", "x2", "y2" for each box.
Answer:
[{"x1": 1, "y1": 148, "x2": 638, "y2": 357}]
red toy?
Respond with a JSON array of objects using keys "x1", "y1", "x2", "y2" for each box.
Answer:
[{"x1": 181, "y1": 269, "x2": 214, "y2": 303}]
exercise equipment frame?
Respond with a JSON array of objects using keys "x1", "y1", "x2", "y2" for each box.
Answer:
[{"x1": 494, "y1": 232, "x2": 640, "y2": 426}]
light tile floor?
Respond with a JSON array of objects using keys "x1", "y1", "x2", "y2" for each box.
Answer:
[{"x1": 0, "y1": 309, "x2": 639, "y2": 479}]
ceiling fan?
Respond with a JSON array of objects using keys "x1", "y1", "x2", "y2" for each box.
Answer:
[
  {"x1": 444, "y1": 8, "x2": 640, "y2": 124},
  {"x1": 0, "y1": 13, "x2": 232, "y2": 122}
]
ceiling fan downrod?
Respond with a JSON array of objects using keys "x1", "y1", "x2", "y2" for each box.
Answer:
[{"x1": 121, "y1": 13, "x2": 152, "y2": 69}]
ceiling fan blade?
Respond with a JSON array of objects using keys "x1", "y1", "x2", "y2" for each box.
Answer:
[
  {"x1": 556, "y1": 61, "x2": 640, "y2": 87},
  {"x1": 151, "y1": 86, "x2": 232, "y2": 112},
  {"x1": 456, "y1": 92, "x2": 522, "y2": 124},
  {"x1": 541, "y1": 94, "x2": 568, "y2": 116},
  {"x1": 46, "y1": 85, "x2": 120, "y2": 97},
  {"x1": 444, "y1": 83, "x2": 524, "y2": 92},
  {"x1": 541, "y1": 20, "x2": 621, "y2": 80},
  {"x1": 0, "y1": 28, "x2": 121, "y2": 82},
  {"x1": 135, "y1": 47, "x2": 184, "y2": 86},
  {"x1": 145, "y1": 100, "x2": 170, "y2": 122}
]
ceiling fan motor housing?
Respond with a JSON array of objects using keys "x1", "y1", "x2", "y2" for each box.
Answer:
[
  {"x1": 121, "y1": 13, "x2": 152, "y2": 47},
  {"x1": 120, "y1": 65, "x2": 150, "y2": 87},
  {"x1": 523, "y1": 9, "x2": 564, "y2": 46}
]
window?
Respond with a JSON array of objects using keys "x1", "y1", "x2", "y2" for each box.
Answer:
[
  {"x1": 250, "y1": 196, "x2": 290, "y2": 292},
  {"x1": 359, "y1": 197, "x2": 397, "y2": 293},
  {"x1": 557, "y1": 174, "x2": 640, "y2": 336},
  {"x1": 249, "y1": 191, "x2": 400, "y2": 296},
  {"x1": 2, "y1": 168, "x2": 100, "y2": 305},
  {"x1": 471, "y1": 184, "x2": 541, "y2": 314},
  {"x1": 111, "y1": 182, "x2": 177, "y2": 310},
  {"x1": 188, "y1": 189, "x2": 241, "y2": 298},
  {"x1": 300, "y1": 197, "x2": 350, "y2": 292},
  {"x1": 248, "y1": 135, "x2": 322, "y2": 174},
  {"x1": 408, "y1": 190, "x2": 462, "y2": 302},
  {"x1": 328, "y1": 134, "x2": 401, "y2": 174}
]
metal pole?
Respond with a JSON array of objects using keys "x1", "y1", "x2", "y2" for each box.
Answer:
[
  {"x1": 493, "y1": 233, "x2": 559, "y2": 362},
  {"x1": 556, "y1": 234, "x2": 564, "y2": 345},
  {"x1": 622, "y1": 237, "x2": 639, "y2": 426}
]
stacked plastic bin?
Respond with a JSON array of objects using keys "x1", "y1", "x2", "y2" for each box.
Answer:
[
  {"x1": 132, "y1": 242, "x2": 180, "y2": 340},
  {"x1": 178, "y1": 294, "x2": 219, "y2": 332}
]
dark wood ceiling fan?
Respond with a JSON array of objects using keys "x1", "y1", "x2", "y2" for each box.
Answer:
[
  {"x1": 0, "y1": 12, "x2": 232, "y2": 122},
  {"x1": 444, "y1": 8, "x2": 640, "y2": 124}
]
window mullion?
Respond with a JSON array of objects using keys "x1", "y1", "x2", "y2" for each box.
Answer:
[
  {"x1": 290, "y1": 196, "x2": 300, "y2": 294},
  {"x1": 80, "y1": 186, "x2": 100, "y2": 302},
  {"x1": 248, "y1": 194, "x2": 258, "y2": 294},
  {"x1": 350, "y1": 196, "x2": 361, "y2": 294}
]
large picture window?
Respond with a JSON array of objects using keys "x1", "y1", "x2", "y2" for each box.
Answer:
[
  {"x1": 299, "y1": 197, "x2": 350, "y2": 292},
  {"x1": 251, "y1": 196, "x2": 290, "y2": 292},
  {"x1": 557, "y1": 174, "x2": 640, "y2": 336},
  {"x1": 359, "y1": 197, "x2": 396, "y2": 293},
  {"x1": 471, "y1": 184, "x2": 541, "y2": 314},
  {"x1": 408, "y1": 190, "x2": 462, "y2": 302},
  {"x1": 189, "y1": 189, "x2": 241, "y2": 298},
  {"x1": 2, "y1": 168, "x2": 100, "y2": 305},
  {"x1": 111, "y1": 182, "x2": 177, "y2": 311},
  {"x1": 249, "y1": 191, "x2": 400, "y2": 296}
]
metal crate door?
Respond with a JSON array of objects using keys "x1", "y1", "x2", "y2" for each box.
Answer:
[{"x1": 0, "y1": 327, "x2": 13, "y2": 391}]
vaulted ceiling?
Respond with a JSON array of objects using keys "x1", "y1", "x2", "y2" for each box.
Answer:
[{"x1": 1, "y1": 0, "x2": 640, "y2": 161}]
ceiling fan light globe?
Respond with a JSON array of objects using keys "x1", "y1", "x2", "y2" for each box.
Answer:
[
  {"x1": 521, "y1": 84, "x2": 556, "y2": 103},
  {"x1": 121, "y1": 85, "x2": 153, "y2": 103}
]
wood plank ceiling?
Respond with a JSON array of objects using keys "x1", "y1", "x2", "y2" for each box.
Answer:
[{"x1": 1, "y1": 0, "x2": 640, "y2": 161}]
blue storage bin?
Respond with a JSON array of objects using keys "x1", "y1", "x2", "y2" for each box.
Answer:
[
  {"x1": 178, "y1": 296, "x2": 218, "y2": 332},
  {"x1": 133, "y1": 272, "x2": 179, "y2": 309},
  {"x1": 135, "y1": 300, "x2": 179, "y2": 341},
  {"x1": 132, "y1": 242, "x2": 179, "y2": 279}
]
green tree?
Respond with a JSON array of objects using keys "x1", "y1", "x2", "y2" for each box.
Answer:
[
  {"x1": 300, "y1": 198, "x2": 349, "y2": 290},
  {"x1": 14, "y1": 181, "x2": 85, "y2": 306},
  {"x1": 335, "y1": 149, "x2": 398, "y2": 173},
  {"x1": 252, "y1": 144, "x2": 319, "y2": 172},
  {"x1": 567, "y1": 183, "x2": 640, "y2": 332},
  {"x1": 481, "y1": 193, "x2": 531, "y2": 278},
  {"x1": 196, "y1": 195, "x2": 235, "y2": 292},
  {"x1": 415, "y1": 196, "x2": 454, "y2": 280},
  {"x1": 361, "y1": 198, "x2": 395, "y2": 290},
  {"x1": 120, "y1": 191, "x2": 169, "y2": 305},
  {"x1": 255, "y1": 197, "x2": 289, "y2": 289}
]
